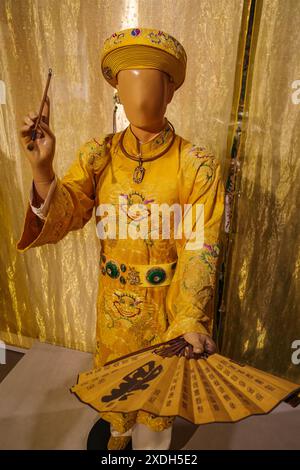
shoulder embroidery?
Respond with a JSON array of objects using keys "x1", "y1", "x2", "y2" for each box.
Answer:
[
  {"x1": 187, "y1": 143, "x2": 215, "y2": 160},
  {"x1": 183, "y1": 142, "x2": 218, "y2": 181},
  {"x1": 83, "y1": 134, "x2": 114, "y2": 166}
]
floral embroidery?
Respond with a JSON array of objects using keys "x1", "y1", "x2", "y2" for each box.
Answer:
[
  {"x1": 102, "y1": 28, "x2": 186, "y2": 62},
  {"x1": 200, "y1": 244, "x2": 220, "y2": 272},
  {"x1": 188, "y1": 144, "x2": 207, "y2": 157},
  {"x1": 147, "y1": 31, "x2": 166, "y2": 44},
  {"x1": 78, "y1": 135, "x2": 113, "y2": 168},
  {"x1": 146, "y1": 31, "x2": 184, "y2": 58},
  {"x1": 187, "y1": 144, "x2": 217, "y2": 181},
  {"x1": 110, "y1": 32, "x2": 125, "y2": 44}
]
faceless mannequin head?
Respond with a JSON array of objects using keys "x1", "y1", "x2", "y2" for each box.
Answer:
[{"x1": 115, "y1": 69, "x2": 175, "y2": 130}]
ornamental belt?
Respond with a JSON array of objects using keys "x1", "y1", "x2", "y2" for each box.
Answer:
[{"x1": 100, "y1": 253, "x2": 177, "y2": 288}]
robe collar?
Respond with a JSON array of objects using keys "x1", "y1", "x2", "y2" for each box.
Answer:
[{"x1": 121, "y1": 118, "x2": 174, "y2": 159}]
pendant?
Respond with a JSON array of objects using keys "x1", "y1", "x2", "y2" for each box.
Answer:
[{"x1": 133, "y1": 162, "x2": 145, "y2": 183}]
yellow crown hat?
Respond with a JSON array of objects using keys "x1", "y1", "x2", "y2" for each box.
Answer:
[{"x1": 101, "y1": 27, "x2": 187, "y2": 90}]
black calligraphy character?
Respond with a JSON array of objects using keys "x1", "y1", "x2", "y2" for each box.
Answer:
[{"x1": 101, "y1": 360, "x2": 163, "y2": 402}]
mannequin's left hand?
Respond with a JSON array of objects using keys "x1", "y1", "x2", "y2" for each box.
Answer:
[{"x1": 183, "y1": 332, "x2": 217, "y2": 356}]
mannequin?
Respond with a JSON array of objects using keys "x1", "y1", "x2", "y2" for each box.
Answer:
[
  {"x1": 109, "y1": 68, "x2": 217, "y2": 449},
  {"x1": 18, "y1": 27, "x2": 224, "y2": 450},
  {"x1": 116, "y1": 68, "x2": 216, "y2": 350},
  {"x1": 116, "y1": 69, "x2": 174, "y2": 140}
]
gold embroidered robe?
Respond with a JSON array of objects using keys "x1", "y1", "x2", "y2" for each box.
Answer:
[{"x1": 17, "y1": 121, "x2": 225, "y2": 432}]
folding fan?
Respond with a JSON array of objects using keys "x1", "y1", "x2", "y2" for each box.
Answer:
[{"x1": 71, "y1": 336, "x2": 300, "y2": 424}]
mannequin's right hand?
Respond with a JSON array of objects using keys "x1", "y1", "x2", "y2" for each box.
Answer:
[{"x1": 20, "y1": 96, "x2": 55, "y2": 177}]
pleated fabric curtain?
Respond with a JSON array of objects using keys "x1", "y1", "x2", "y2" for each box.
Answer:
[
  {"x1": 221, "y1": 0, "x2": 300, "y2": 382},
  {"x1": 4, "y1": 0, "x2": 299, "y2": 385},
  {"x1": 0, "y1": 0, "x2": 243, "y2": 351},
  {"x1": 0, "y1": 0, "x2": 300, "y2": 381}
]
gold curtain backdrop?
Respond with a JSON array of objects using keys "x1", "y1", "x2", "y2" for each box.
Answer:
[
  {"x1": 0, "y1": 0, "x2": 243, "y2": 351},
  {"x1": 221, "y1": 0, "x2": 300, "y2": 382}
]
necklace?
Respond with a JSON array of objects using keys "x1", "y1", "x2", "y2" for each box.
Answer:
[{"x1": 119, "y1": 120, "x2": 176, "y2": 183}]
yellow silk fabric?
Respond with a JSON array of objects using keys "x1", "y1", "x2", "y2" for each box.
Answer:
[
  {"x1": 221, "y1": 0, "x2": 300, "y2": 382},
  {"x1": 0, "y1": 0, "x2": 243, "y2": 352},
  {"x1": 17, "y1": 123, "x2": 224, "y2": 431}
]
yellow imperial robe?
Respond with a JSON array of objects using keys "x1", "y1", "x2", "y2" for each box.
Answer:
[{"x1": 17, "y1": 121, "x2": 225, "y2": 432}]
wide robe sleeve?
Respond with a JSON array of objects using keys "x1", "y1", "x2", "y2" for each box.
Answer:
[
  {"x1": 17, "y1": 135, "x2": 112, "y2": 252},
  {"x1": 164, "y1": 143, "x2": 225, "y2": 341}
]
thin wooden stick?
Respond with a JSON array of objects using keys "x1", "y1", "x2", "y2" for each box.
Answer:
[{"x1": 27, "y1": 68, "x2": 52, "y2": 151}]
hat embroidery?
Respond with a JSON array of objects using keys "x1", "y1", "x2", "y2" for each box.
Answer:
[
  {"x1": 111, "y1": 32, "x2": 125, "y2": 45},
  {"x1": 103, "y1": 29, "x2": 185, "y2": 61},
  {"x1": 131, "y1": 28, "x2": 141, "y2": 37}
]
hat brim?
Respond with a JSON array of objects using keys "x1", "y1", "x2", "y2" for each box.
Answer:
[{"x1": 101, "y1": 44, "x2": 186, "y2": 91}]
